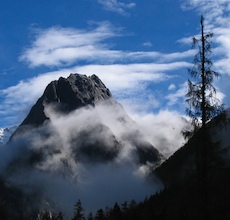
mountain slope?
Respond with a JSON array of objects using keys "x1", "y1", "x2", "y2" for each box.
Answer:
[{"x1": 155, "y1": 108, "x2": 230, "y2": 185}]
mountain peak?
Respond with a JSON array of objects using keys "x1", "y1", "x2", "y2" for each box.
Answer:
[
  {"x1": 19, "y1": 73, "x2": 112, "y2": 128},
  {"x1": 58, "y1": 73, "x2": 112, "y2": 104}
]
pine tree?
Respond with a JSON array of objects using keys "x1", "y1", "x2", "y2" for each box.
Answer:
[
  {"x1": 72, "y1": 200, "x2": 85, "y2": 220},
  {"x1": 121, "y1": 201, "x2": 128, "y2": 215},
  {"x1": 184, "y1": 15, "x2": 224, "y2": 178},
  {"x1": 56, "y1": 212, "x2": 64, "y2": 220},
  {"x1": 95, "y1": 209, "x2": 105, "y2": 220},
  {"x1": 87, "y1": 212, "x2": 94, "y2": 220},
  {"x1": 184, "y1": 15, "x2": 225, "y2": 220},
  {"x1": 112, "y1": 202, "x2": 122, "y2": 220}
]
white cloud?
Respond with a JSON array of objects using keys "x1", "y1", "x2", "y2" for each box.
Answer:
[
  {"x1": 130, "y1": 110, "x2": 190, "y2": 158},
  {"x1": 19, "y1": 23, "x2": 194, "y2": 69},
  {"x1": 166, "y1": 82, "x2": 187, "y2": 107},
  {"x1": 181, "y1": 0, "x2": 230, "y2": 18},
  {"x1": 19, "y1": 22, "x2": 122, "y2": 68},
  {"x1": 168, "y1": 84, "x2": 176, "y2": 91},
  {"x1": 98, "y1": 0, "x2": 136, "y2": 15},
  {"x1": 76, "y1": 62, "x2": 189, "y2": 90},
  {"x1": 126, "y1": 50, "x2": 195, "y2": 63},
  {"x1": 143, "y1": 41, "x2": 152, "y2": 47}
]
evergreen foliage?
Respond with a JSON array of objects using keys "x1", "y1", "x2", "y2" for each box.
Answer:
[
  {"x1": 56, "y1": 212, "x2": 64, "y2": 220},
  {"x1": 87, "y1": 212, "x2": 94, "y2": 220},
  {"x1": 95, "y1": 209, "x2": 105, "y2": 220},
  {"x1": 184, "y1": 15, "x2": 224, "y2": 139},
  {"x1": 72, "y1": 200, "x2": 85, "y2": 220},
  {"x1": 183, "y1": 15, "x2": 227, "y2": 220},
  {"x1": 182, "y1": 15, "x2": 227, "y2": 181}
]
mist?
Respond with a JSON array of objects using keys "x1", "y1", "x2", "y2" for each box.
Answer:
[
  {"x1": 0, "y1": 101, "x2": 189, "y2": 218},
  {"x1": 130, "y1": 110, "x2": 191, "y2": 158}
]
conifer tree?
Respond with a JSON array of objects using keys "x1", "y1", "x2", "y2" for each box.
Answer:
[
  {"x1": 56, "y1": 212, "x2": 64, "y2": 220},
  {"x1": 95, "y1": 209, "x2": 105, "y2": 220},
  {"x1": 72, "y1": 200, "x2": 85, "y2": 220},
  {"x1": 184, "y1": 15, "x2": 225, "y2": 220},
  {"x1": 87, "y1": 212, "x2": 94, "y2": 220},
  {"x1": 184, "y1": 15, "x2": 224, "y2": 178},
  {"x1": 112, "y1": 202, "x2": 122, "y2": 220}
]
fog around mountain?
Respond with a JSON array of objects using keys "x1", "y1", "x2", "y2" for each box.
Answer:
[{"x1": 0, "y1": 102, "x2": 165, "y2": 217}]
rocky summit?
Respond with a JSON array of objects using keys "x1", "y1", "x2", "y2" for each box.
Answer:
[{"x1": 19, "y1": 73, "x2": 112, "y2": 127}]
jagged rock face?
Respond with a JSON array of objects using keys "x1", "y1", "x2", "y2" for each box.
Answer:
[{"x1": 20, "y1": 73, "x2": 112, "y2": 127}]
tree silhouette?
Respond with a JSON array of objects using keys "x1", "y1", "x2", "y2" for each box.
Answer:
[
  {"x1": 72, "y1": 200, "x2": 85, "y2": 220},
  {"x1": 56, "y1": 212, "x2": 64, "y2": 220},
  {"x1": 184, "y1": 15, "x2": 225, "y2": 177},
  {"x1": 95, "y1": 209, "x2": 105, "y2": 220},
  {"x1": 87, "y1": 212, "x2": 94, "y2": 220},
  {"x1": 184, "y1": 15, "x2": 225, "y2": 220}
]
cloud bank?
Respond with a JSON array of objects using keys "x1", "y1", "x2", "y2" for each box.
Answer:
[
  {"x1": 19, "y1": 22, "x2": 193, "y2": 69},
  {"x1": 1, "y1": 101, "x2": 179, "y2": 217}
]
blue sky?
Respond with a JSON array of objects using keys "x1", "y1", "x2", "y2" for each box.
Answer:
[{"x1": 0, "y1": 0, "x2": 230, "y2": 127}]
